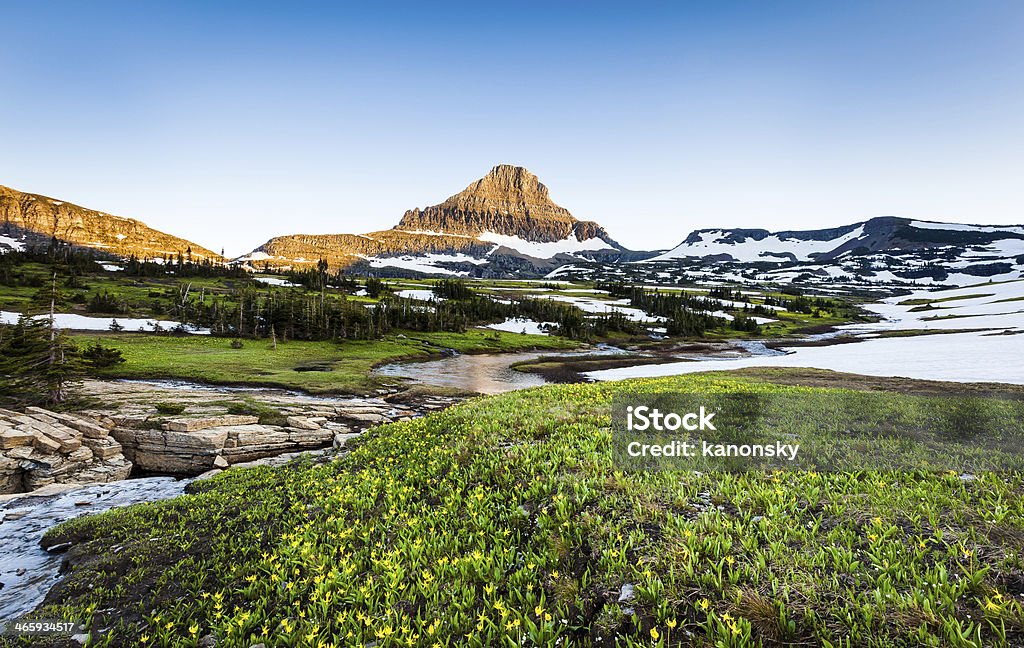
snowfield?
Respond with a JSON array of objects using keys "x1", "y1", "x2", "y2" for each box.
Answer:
[
  {"x1": 650, "y1": 226, "x2": 866, "y2": 263},
  {"x1": 395, "y1": 289, "x2": 440, "y2": 301},
  {"x1": 479, "y1": 232, "x2": 612, "y2": 259},
  {"x1": 0, "y1": 235, "x2": 26, "y2": 252},
  {"x1": 254, "y1": 276, "x2": 298, "y2": 287},
  {"x1": 544, "y1": 294, "x2": 667, "y2": 323},
  {"x1": 367, "y1": 253, "x2": 487, "y2": 276},
  {"x1": 0, "y1": 311, "x2": 210, "y2": 334},
  {"x1": 588, "y1": 279, "x2": 1024, "y2": 385},
  {"x1": 908, "y1": 220, "x2": 1024, "y2": 235},
  {"x1": 484, "y1": 318, "x2": 555, "y2": 335}
]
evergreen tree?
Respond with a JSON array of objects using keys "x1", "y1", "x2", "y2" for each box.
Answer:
[{"x1": 0, "y1": 315, "x2": 83, "y2": 407}]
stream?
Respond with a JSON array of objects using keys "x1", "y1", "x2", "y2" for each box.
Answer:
[
  {"x1": 0, "y1": 477, "x2": 193, "y2": 620},
  {"x1": 370, "y1": 341, "x2": 794, "y2": 393},
  {"x1": 373, "y1": 345, "x2": 628, "y2": 394}
]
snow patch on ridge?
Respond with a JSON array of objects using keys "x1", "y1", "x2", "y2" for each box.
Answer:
[
  {"x1": 478, "y1": 232, "x2": 611, "y2": 259},
  {"x1": 651, "y1": 226, "x2": 866, "y2": 263},
  {"x1": 0, "y1": 235, "x2": 26, "y2": 252},
  {"x1": 909, "y1": 221, "x2": 1024, "y2": 235},
  {"x1": 366, "y1": 253, "x2": 488, "y2": 276}
]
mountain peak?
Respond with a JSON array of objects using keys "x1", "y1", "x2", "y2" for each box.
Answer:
[
  {"x1": 433, "y1": 164, "x2": 571, "y2": 225},
  {"x1": 396, "y1": 164, "x2": 619, "y2": 246},
  {"x1": 460, "y1": 165, "x2": 552, "y2": 204}
]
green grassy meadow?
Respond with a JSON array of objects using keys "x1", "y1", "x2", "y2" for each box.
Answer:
[
  {"x1": 31, "y1": 372, "x2": 1024, "y2": 647},
  {"x1": 72, "y1": 329, "x2": 577, "y2": 394}
]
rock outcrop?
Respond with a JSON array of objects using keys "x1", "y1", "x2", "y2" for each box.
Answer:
[
  {"x1": 0, "y1": 407, "x2": 131, "y2": 494},
  {"x1": 109, "y1": 399, "x2": 425, "y2": 475},
  {"x1": 0, "y1": 184, "x2": 222, "y2": 262}
]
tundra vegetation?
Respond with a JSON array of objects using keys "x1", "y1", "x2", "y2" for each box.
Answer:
[{"x1": 27, "y1": 373, "x2": 1024, "y2": 647}]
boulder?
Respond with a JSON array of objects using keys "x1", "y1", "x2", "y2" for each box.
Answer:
[
  {"x1": 32, "y1": 432, "x2": 62, "y2": 454},
  {"x1": 82, "y1": 436, "x2": 123, "y2": 459},
  {"x1": 66, "y1": 446, "x2": 94, "y2": 463},
  {"x1": 333, "y1": 432, "x2": 362, "y2": 448},
  {"x1": 285, "y1": 416, "x2": 322, "y2": 430},
  {"x1": 287, "y1": 428, "x2": 335, "y2": 446},
  {"x1": 164, "y1": 428, "x2": 231, "y2": 451},
  {"x1": 341, "y1": 412, "x2": 387, "y2": 425},
  {"x1": 1, "y1": 427, "x2": 35, "y2": 450}
]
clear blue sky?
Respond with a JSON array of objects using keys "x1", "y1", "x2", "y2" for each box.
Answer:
[{"x1": 1, "y1": 1, "x2": 1022, "y2": 255}]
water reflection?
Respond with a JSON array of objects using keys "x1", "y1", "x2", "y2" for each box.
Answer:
[{"x1": 374, "y1": 347, "x2": 626, "y2": 394}]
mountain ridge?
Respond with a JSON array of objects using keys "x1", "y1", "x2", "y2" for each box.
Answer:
[
  {"x1": 653, "y1": 216, "x2": 1024, "y2": 264},
  {"x1": 0, "y1": 184, "x2": 222, "y2": 262},
  {"x1": 4, "y1": 174, "x2": 1023, "y2": 285},
  {"x1": 239, "y1": 165, "x2": 627, "y2": 275},
  {"x1": 395, "y1": 164, "x2": 620, "y2": 247}
]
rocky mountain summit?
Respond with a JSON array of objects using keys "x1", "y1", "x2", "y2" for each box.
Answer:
[
  {"x1": 0, "y1": 184, "x2": 221, "y2": 262},
  {"x1": 240, "y1": 165, "x2": 630, "y2": 277},
  {"x1": 396, "y1": 164, "x2": 618, "y2": 245}
]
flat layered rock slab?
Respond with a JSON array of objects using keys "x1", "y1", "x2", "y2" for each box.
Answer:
[
  {"x1": 0, "y1": 407, "x2": 133, "y2": 494},
  {"x1": 164, "y1": 415, "x2": 260, "y2": 432}
]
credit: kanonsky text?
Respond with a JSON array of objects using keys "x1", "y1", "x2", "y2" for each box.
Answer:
[{"x1": 623, "y1": 405, "x2": 800, "y2": 461}]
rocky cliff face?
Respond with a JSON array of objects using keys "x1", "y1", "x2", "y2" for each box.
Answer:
[
  {"x1": 0, "y1": 184, "x2": 222, "y2": 261},
  {"x1": 240, "y1": 165, "x2": 625, "y2": 275},
  {"x1": 396, "y1": 164, "x2": 615, "y2": 243}
]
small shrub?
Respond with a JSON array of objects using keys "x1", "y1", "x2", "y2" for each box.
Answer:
[
  {"x1": 227, "y1": 400, "x2": 287, "y2": 426},
  {"x1": 154, "y1": 402, "x2": 187, "y2": 415},
  {"x1": 82, "y1": 342, "x2": 126, "y2": 369}
]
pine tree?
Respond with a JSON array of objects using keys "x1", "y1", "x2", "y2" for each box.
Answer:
[{"x1": 0, "y1": 314, "x2": 82, "y2": 407}]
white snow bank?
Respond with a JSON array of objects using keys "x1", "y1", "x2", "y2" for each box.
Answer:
[
  {"x1": 367, "y1": 253, "x2": 486, "y2": 276},
  {"x1": 254, "y1": 276, "x2": 297, "y2": 287},
  {"x1": 479, "y1": 232, "x2": 611, "y2": 259},
  {"x1": 0, "y1": 311, "x2": 210, "y2": 334},
  {"x1": 395, "y1": 289, "x2": 440, "y2": 301},
  {"x1": 0, "y1": 235, "x2": 26, "y2": 252},
  {"x1": 651, "y1": 226, "x2": 866, "y2": 263},
  {"x1": 484, "y1": 318, "x2": 555, "y2": 335},
  {"x1": 588, "y1": 280, "x2": 1024, "y2": 385}
]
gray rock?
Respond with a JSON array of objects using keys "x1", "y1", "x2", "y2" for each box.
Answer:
[{"x1": 618, "y1": 583, "x2": 635, "y2": 603}]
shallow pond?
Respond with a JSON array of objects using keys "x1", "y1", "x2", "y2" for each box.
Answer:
[{"x1": 373, "y1": 346, "x2": 627, "y2": 394}]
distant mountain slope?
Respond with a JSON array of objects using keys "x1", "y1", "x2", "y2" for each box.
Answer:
[
  {"x1": 653, "y1": 217, "x2": 1024, "y2": 264},
  {"x1": 0, "y1": 184, "x2": 222, "y2": 261},
  {"x1": 240, "y1": 165, "x2": 630, "y2": 276},
  {"x1": 549, "y1": 216, "x2": 1024, "y2": 288}
]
